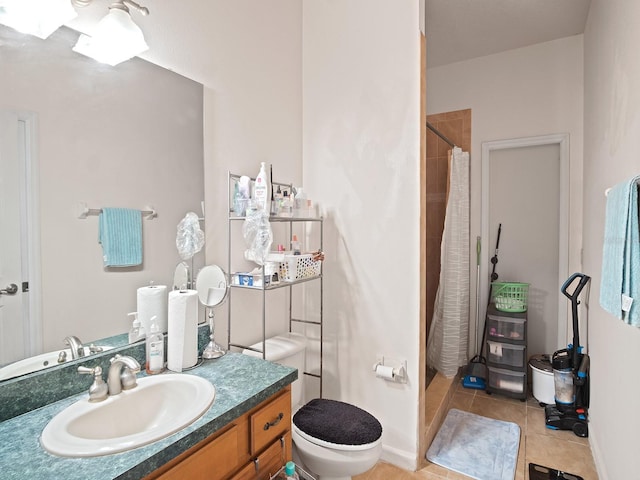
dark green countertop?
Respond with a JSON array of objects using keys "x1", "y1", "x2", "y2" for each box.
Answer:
[{"x1": 0, "y1": 352, "x2": 296, "y2": 480}]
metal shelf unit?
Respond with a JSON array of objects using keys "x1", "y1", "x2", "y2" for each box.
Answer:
[{"x1": 226, "y1": 171, "x2": 324, "y2": 398}]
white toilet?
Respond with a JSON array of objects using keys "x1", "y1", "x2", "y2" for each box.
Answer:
[{"x1": 244, "y1": 333, "x2": 383, "y2": 480}]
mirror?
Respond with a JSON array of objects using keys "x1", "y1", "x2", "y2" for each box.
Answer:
[
  {"x1": 196, "y1": 265, "x2": 229, "y2": 359},
  {"x1": 0, "y1": 25, "x2": 205, "y2": 380}
]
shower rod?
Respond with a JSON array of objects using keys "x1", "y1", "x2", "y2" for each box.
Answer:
[{"x1": 426, "y1": 121, "x2": 457, "y2": 148}]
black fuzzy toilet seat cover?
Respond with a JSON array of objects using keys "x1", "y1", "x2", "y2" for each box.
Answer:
[{"x1": 293, "y1": 398, "x2": 383, "y2": 446}]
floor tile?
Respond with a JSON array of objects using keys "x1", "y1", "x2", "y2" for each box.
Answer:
[{"x1": 357, "y1": 390, "x2": 598, "y2": 480}]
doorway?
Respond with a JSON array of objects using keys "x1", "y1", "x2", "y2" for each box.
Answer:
[{"x1": 481, "y1": 134, "x2": 569, "y2": 355}]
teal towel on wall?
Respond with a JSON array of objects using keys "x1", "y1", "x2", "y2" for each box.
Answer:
[
  {"x1": 600, "y1": 175, "x2": 640, "y2": 326},
  {"x1": 98, "y1": 208, "x2": 143, "y2": 267}
]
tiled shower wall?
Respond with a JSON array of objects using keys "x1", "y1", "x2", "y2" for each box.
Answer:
[{"x1": 425, "y1": 109, "x2": 471, "y2": 360}]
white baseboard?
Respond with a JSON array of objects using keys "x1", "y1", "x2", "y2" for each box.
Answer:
[
  {"x1": 588, "y1": 430, "x2": 607, "y2": 480},
  {"x1": 380, "y1": 444, "x2": 417, "y2": 472}
]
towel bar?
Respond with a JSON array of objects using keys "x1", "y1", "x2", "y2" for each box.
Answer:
[{"x1": 76, "y1": 202, "x2": 157, "y2": 220}]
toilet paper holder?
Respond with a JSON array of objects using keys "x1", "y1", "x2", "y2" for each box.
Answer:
[{"x1": 373, "y1": 356, "x2": 407, "y2": 383}]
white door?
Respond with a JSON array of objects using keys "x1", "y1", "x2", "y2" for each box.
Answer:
[
  {"x1": 488, "y1": 144, "x2": 560, "y2": 356},
  {"x1": 0, "y1": 110, "x2": 29, "y2": 365},
  {"x1": 481, "y1": 134, "x2": 569, "y2": 357}
]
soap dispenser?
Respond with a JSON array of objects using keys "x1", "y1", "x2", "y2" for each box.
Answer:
[
  {"x1": 145, "y1": 315, "x2": 165, "y2": 374},
  {"x1": 127, "y1": 312, "x2": 146, "y2": 343}
]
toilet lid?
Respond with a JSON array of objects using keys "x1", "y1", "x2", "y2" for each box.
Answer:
[{"x1": 292, "y1": 399, "x2": 382, "y2": 446}]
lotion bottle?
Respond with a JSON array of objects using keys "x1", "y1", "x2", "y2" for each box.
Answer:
[
  {"x1": 146, "y1": 315, "x2": 165, "y2": 374},
  {"x1": 127, "y1": 312, "x2": 146, "y2": 343},
  {"x1": 253, "y1": 162, "x2": 269, "y2": 211}
]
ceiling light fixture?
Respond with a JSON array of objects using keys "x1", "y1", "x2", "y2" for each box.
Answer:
[
  {"x1": 0, "y1": 0, "x2": 77, "y2": 39},
  {"x1": 72, "y1": 0, "x2": 149, "y2": 66}
]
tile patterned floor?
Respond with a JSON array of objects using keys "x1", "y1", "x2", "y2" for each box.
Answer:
[{"x1": 354, "y1": 382, "x2": 599, "y2": 480}]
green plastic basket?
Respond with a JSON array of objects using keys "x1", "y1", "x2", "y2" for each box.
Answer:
[{"x1": 491, "y1": 282, "x2": 529, "y2": 312}]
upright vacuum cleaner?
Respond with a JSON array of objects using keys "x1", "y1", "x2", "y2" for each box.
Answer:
[{"x1": 545, "y1": 273, "x2": 591, "y2": 438}]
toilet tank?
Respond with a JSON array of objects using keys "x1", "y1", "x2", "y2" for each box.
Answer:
[{"x1": 242, "y1": 333, "x2": 306, "y2": 407}]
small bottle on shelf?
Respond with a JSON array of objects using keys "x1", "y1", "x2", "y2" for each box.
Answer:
[
  {"x1": 281, "y1": 190, "x2": 292, "y2": 217},
  {"x1": 253, "y1": 162, "x2": 269, "y2": 212},
  {"x1": 291, "y1": 235, "x2": 301, "y2": 255}
]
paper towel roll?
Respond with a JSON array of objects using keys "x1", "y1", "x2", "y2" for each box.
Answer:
[
  {"x1": 167, "y1": 289, "x2": 199, "y2": 372},
  {"x1": 137, "y1": 285, "x2": 168, "y2": 335},
  {"x1": 375, "y1": 365, "x2": 395, "y2": 380}
]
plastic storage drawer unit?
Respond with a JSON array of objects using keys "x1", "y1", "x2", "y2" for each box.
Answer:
[
  {"x1": 487, "y1": 341, "x2": 526, "y2": 368},
  {"x1": 486, "y1": 307, "x2": 526, "y2": 343},
  {"x1": 487, "y1": 366, "x2": 526, "y2": 395}
]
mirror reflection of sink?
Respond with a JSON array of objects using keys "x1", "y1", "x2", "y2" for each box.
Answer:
[
  {"x1": 0, "y1": 346, "x2": 113, "y2": 381},
  {"x1": 41, "y1": 374, "x2": 216, "y2": 457}
]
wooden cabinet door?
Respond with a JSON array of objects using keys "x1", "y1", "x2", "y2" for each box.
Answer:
[
  {"x1": 232, "y1": 433, "x2": 289, "y2": 480},
  {"x1": 155, "y1": 425, "x2": 240, "y2": 480}
]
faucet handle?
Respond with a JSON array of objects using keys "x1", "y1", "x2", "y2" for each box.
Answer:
[{"x1": 78, "y1": 366, "x2": 108, "y2": 402}]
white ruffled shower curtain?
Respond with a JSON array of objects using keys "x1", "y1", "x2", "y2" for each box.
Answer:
[{"x1": 427, "y1": 147, "x2": 470, "y2": 378}]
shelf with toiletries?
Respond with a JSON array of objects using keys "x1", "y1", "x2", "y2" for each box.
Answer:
[{"x1": 226, "y1": 170, "x2": 324, "y2": 398}]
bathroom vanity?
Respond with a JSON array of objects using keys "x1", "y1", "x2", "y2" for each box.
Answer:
[
  {"x1": 148, "y1": 387, "x2": 292, "y2": 479},
  {"x1": 0, "y1": 351, "x2": 296, "y2": 480}
]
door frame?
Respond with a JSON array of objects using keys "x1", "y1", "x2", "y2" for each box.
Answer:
[{"x1": 481, "y1": 133, "x2": 569, "y2": 350}]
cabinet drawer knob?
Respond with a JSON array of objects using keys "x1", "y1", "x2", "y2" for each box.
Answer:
[{"x1": 263, "y1": 412, "x2": 284, "y2": 430}]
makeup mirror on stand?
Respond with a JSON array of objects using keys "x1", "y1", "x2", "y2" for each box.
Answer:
[{"x1": 196, "y1": 265, "x2": 229, "y2": 359}]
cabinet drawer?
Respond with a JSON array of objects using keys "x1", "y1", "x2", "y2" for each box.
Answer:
[
  {"x1": 156, "y1": 424, "x2": 239, "y2": 480},
  {"x1": 250, "y1": 390, "x2": 291, "y2": 454},
  {"x1": 232, "y1": 432, "x2": 289, "y2": 480}
]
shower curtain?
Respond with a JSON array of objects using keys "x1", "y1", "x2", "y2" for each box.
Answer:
[{"x1": 427, "y1": 147, "x2": 470, "y2": 378}]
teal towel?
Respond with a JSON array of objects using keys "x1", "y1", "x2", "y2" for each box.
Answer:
[
  {"x1": 600, "y1": 175, "x2": 640, "y2": 326},
  {"x1": 98, "y1": 208, "x2": 143, "y2": 267}
]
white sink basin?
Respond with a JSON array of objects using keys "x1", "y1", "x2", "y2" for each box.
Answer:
[
  {"x1": 41, "y1": 373, "x2": 216, "y2": 457},
  {"x1": 0, "y1": 346, "x2": 113, "y2": 381}
]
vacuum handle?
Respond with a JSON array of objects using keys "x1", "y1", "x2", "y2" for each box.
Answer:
[{"x1": 561, "y1": 273, "x2": 591, "y2": 302}]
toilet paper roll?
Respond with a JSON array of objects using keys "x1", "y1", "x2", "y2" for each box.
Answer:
[
  {"x1": 167, "y1": 289, "x2": 199, "y2": 372},
  {"x1": 375, "y1": 365, "x2": 395, "y2": 380},
  {"x1": 137, "y1": 285, "x2": 168, "y2": 335}
]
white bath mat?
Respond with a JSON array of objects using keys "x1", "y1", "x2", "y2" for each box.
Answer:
[{"x1": 426, "y1": 408, "x2": 520, "y2": 480}]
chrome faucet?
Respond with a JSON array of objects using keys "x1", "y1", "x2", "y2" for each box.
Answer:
[
  {"x1": 107, "y1": 354, "x2": 141, "y2": 395},
  {"x1": 64, "y1": 336, "x2": 85, "y2": 359}
]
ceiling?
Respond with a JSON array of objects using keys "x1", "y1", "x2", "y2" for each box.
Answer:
[
  {"x1": 63, "y1": 1, "x2": 593, "y2": 85},
  {"x1": 426, "y1": 0, "x2": 592, "y2": 68}
]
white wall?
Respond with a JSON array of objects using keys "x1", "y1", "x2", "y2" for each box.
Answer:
[
  {"x1": 302, "y1": 0, "x2": 422, "y2": 469},
  {"x1": 427, "y1": 35, "x2": 584, "y2": 353},
  {"x1": 583, "y1": 1, "x2": 640, "y2": 478},
  {"x1": 0, "y1": 26, "x2": 204, "y2": 352},
  {"x1": 202, "y1": 3, "x2": 302, "y2": 349}
]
